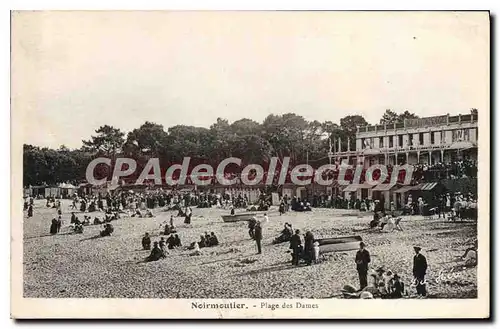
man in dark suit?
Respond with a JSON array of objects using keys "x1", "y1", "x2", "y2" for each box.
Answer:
[
  {"x1": 355, "y1": 242, "x2": 371, "y2": 290},
  {"x1": 254, "y1": 221, "x2": 263, "y2": 254},
  {"x1": 289, "y1": 229, "x2": 302, "y2": 266},
  {"x1": 413, "y1": 246, "x2": 428, "y2": 297}
]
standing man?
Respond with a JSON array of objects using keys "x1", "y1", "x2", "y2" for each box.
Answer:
[
  {"x1": 254, "y1": 221, "x2": 262, "y2": 254},
  {"x1": 289, "y1": 229, "x2": 302, "y2": 266},
  {"x1": 248, "y1": 217, "x2": 257, "y2": 239},
  {"x1": 413, "y1": 246, "x2": 428, "y2": 298},
  {"x1": 355, "y1": 242, "x2": 371, "y2": 290},
  {"x1": 303, "y1": 231, "x2": 315, "y2": 266}
]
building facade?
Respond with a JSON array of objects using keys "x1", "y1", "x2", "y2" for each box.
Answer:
[
  {"x1": 331, "y1": 112, "x2": 478, "y2": 167},
  {"x1": 331, "y1": 112, "x2": 478, "y2": 207},
  {"x1": 355, "y1": 113, "x2": 478, "y2": 167}
]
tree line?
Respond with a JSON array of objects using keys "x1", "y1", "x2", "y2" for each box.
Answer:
[{"x1": 23, "y1": 110, "x2": 420, "y2": 187}]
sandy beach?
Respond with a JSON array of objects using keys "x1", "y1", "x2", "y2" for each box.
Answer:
[{"x1": 22, "y1": 200, "x2": 477, "y2": 299}]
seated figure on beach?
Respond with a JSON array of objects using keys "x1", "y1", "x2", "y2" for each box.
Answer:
[
  {"x1": 159, "y1": 237, "x2": 167, "y2": 255},
  {"x1": 146, "y1": 242, "x2": 165, "y2": 262},
  {"x1": 166, "y1": 234, "x2": 176, "y2": 249},
  {"x1": 142, "y1": 233, "x2": 151, "y2": 250},
  {"x1": 370, "y1": 212, "x2": 381, "y2": 228},
  {"x1": 341, "y1": 273, "x2": 381, "y2": 299},
  {"x1": 198, "y1": 235, "x2": 207, "y2": 248},
  {"x1": 204, "y1": 232, "x2": 211, "y2": 246},
  {"x1": 379, "y1": 215, "x2": 403, "y2": 232},
  {"x1": 100, "y1": 223, "x2": 114, "y2": 237},
  {"x1": 173, "y1": 234, "x2": 182, "y2": 247},
  {"x1": 209, "y1": 232, "x2": 219, "y2": 246},
  {"x1": 145, "y1": 209, "x2": 154, "y2": 218},
  {"x1": 362, "y1": 273, "x2": 382, "y2": 298},
  {"x1": 273, "y1": 223, "x2": 293, "y2": 244},
  {"x1": 461, "y1": 240, "x2": 478, "y2": 267},
  {"x1": 74, "y1": 223, "x2": 84, "y2": 234},
  {"x1": 189, "y1": 242, "x2": 201, "y2": 256},
  {"x1": 164, "y1": 223, "x2": 172, "y2": 236},
  {"x1": 388, "y1": 273, "x2": 404, "y2": 299},
  {"x1": 82, "y1": 216, "x2": 90, "y2": 226}
]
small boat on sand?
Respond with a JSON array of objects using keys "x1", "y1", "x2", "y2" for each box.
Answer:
[
  {"x1": 316, "y1": 235, "x2": 362, "y2": 254},
  {"x1": 221, "y1": 212, "x2": 257, "y2": 222}
]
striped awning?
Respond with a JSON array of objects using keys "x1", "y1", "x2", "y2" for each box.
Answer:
[
  {"x1": 372, "y1": 183, "x2": 398, "y2": 192},
  {"x1": 420, "y1": 182, "x2": 438, "y2": 191}
]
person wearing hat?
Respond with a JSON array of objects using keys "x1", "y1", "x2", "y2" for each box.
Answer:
[
  {"x1": 147, "y1": 241, "x2": 164, "y2": 262},
  {"x1": 254, "y1": 220, "x2": 263, "y2": 254},
  {"x1": 248, "y1": 216, "x2": 257, "y2": 239},
  {"x1": 389, "y1": 273, "x2": 404, "y2": 299},
  {"x1": 413, "y1": 246, "x2": 428, "y2": 297},
  {"x1": 355, "y1": 242, "x2": 371, "y2": 290},
  {"x1": 289, "y1": 229, "x2": 302, "y2": 266}
]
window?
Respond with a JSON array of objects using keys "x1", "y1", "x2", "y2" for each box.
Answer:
[
  {"x1": 361, "y1": 138, "x2": 365, "y2": 149},
  {"x1": 379, "y1": 137, "x2": 384, "y2": 148},
  {"x1": 430, "y1": 132, "x2": 435, "y2": 144},
  {"x1": 419, "y1": 133, "x2": 424, "y2": 145},
  {"x1": 389, "y1": 136, "x2": 394, "y2": 148},
  {"x1": 398, "y1": 135, "x2": 403, "y2": 147},
  {"x1": 464, "y1": 129, "x2": 470, "y2": 141},
  {"x1": 409, "y1": 134, "x2": 413, "y2": 146},
  {"x1": 452, "y1": 129, "x2": 464, "y2": 142}
]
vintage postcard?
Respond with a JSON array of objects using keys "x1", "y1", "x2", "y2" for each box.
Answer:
[{"x1": 11, "y1": 11, "x2": 490, "y2": 319}]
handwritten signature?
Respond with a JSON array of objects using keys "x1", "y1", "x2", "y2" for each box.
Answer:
[{"x1": 435, "y1": 268, "x2": 463, "y2": 284}]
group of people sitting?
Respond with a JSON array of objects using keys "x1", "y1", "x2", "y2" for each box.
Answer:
[
  {"x1": 291, "y1": 197, "x2": 312, "y2": 212},
  {"x1": 369, "y1": 212, "x2": 403, "y2": 232},
  {"x1": 142, "y1": 232, "x2": 183, "y2": 262},
  {"x1": 131, "y1": 209, "x2": 154, "y2": 218},
  {"x1": 189, "y1": 232, "x2": 220, "y2": 250},
  {"x1": 342, "y1": 267, "x2": 406, "y2": 299},
  {"x1": 70, "y1": 212, "x2": 120, "y2": 227}
]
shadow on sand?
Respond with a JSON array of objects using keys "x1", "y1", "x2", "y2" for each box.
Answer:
[
  {"x1": 24, "y1": 232, "x2": 76, "y2": 240},
  {"x1": 79, "y1": 234, "x2": 108, "y2": 242},
  {"x1": 237, "y1": 263, "x2": 308, "y2": 276}
]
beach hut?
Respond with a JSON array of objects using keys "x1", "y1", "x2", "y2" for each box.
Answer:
[{"x1": 58, "y1": 183, "x2": 77, "y2": 198}]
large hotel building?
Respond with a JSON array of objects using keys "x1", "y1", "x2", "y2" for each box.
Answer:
[
  {"x1": 333, "y1": 112, "x2": 478, "y2": 167},
  {"x1": 329, "y1": 112, "x2": 478, "y2": 207}
]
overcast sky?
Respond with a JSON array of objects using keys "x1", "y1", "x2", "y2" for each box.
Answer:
[{"x1": 12, "y1": 11, "x2": 489, "y2": 149}]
